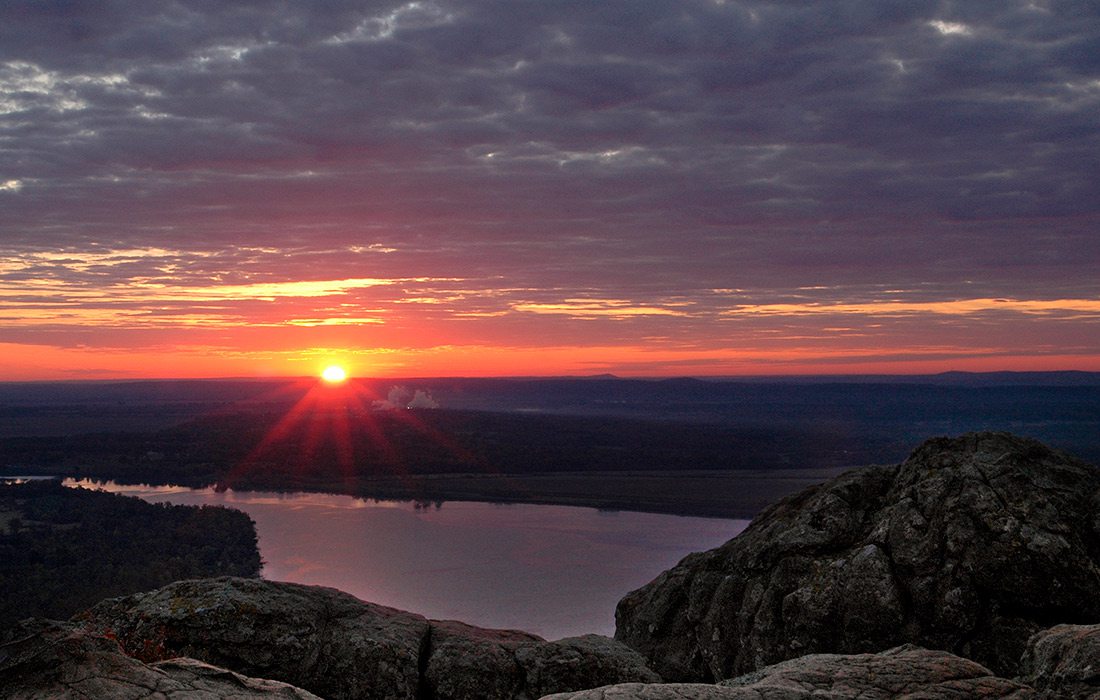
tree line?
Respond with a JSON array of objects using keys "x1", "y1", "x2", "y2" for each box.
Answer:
[{"x1": 0, "y1": 479, "x2": 261, "y2": 628}]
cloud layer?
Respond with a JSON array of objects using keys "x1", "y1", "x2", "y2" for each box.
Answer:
[{"x1": 1, "y1": 1, "x2": 1098, "y2": 376}]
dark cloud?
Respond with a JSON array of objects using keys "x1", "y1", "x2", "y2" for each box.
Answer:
[{"x1": 0, "y1": 0, "x2": 1098, "y2": 371}]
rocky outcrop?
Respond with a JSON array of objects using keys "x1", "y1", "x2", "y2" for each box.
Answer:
[
  {"x1": 13, "y1": 619, "x2": 1086, "y2": 700},
  {"x1": 0, "y1": 619, "x2": 320, "y2": 699},
  {"x1": 425, "y1": 621, "x2": 659, "y2": 700},
  {"x1": 542, "y1": 683, "x2": 746, "y2": 699},
  {"x1": 75, "y1": 576, "x2": 428, "y2": 699},
  {"x1": 73, "y1": 576, "x2": 659, "y2": 700},
  {"x1": 719, "y1": 644, "x2": 1033, "y2": 699},
  {"x1": 541, "y1": 645, "x2": 1034, "y2": 699},
  {"x1": 1018, "y1": 623, "x2": 1100, "y2": 698},
  {"x1": 424, "y1": 621, "x2": 544, "y2": 699},
  {"x1": 616, "y1": 433, "x2": 1100, "y2": 680},
  {"x1": 517, "y1": 634, "x2": 661, "y2": 698}
]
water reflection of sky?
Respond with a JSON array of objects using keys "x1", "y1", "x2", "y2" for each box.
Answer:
[{"x1": 65, "y1": 479, "x2": 747, "y2": 639}]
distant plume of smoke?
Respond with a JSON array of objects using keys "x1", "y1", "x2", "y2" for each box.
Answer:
[
  {"x1": 383, "y1": 386, "x2": 412, "y2": 409},
  {"x1": 406, "y1": 389, "x2": 439, "y2": 408},
  {"x1": 373, "y1": 385, "x2": 440, "y2": 410}
]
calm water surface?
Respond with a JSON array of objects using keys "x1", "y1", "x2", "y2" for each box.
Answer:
[{"x1": 65, "y1": 480, "x2": 747, "y2": 639}]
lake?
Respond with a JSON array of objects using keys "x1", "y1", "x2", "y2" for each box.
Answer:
[{"x1": 64, "y1": 479, "x2": 748, "y2": 639}]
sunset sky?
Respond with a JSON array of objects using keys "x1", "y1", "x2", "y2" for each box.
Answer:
[{"x1": 1, "y1": 1, "x2": 1098, "y2": 379}]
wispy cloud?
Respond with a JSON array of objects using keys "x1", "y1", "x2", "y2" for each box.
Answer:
[
  {"x1": 513, "y1": 299, "x2": 691, "y2": 319},
  {"x1": 724, "y1": 298, "x2": 1100, "y2": 318}
]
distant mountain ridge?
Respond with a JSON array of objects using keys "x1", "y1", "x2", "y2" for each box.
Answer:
[
  {"x1": 2, "y1": 370, "x2": 1099, "y2": 405},
  {"x1": 706, "y1": 370, "x2": 1100, "y2": 386}
]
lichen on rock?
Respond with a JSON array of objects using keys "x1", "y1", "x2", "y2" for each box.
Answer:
[
  {"x1": 72, "y1": 576, "x2": 659, "y2": 700},
  {"x1": 541, "y1": 644, "x2": 1033, "y2": 699},
  {"x1": 615, "y1": 432, "x2": 1100, "y2": 680},
  {"x1": 0, "y1": 619, "x2": 321, "y2": 699},
  {"x1": 1017, "y1": 623, "x2": 1100, "y2": 698}
]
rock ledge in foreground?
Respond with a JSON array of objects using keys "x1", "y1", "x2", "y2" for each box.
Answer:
[
  {"x1": 0, "y1": 619, "x2": 320, "y2": 699},
  {"x1": 73, "y1": 576, "x2": 658, "y2": 700},
  {"x1": 541, "y1": 644, "x2": 1032, "y2": 699},
  {"x1": 1018, "y1": 623, "x2": 1100, "y2": 698}
]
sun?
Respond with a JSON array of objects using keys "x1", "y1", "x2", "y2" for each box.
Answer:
[{"x1": 321, "y1": 365, "x2": 348, "y2": 384}]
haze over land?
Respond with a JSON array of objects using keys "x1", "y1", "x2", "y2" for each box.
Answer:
[
  {"x1": 4, "y1": 374, "x2": 1099, "y2": 517},
  {"x1": 0, "y1": 1, "x2": 1097, "y2": 378}
]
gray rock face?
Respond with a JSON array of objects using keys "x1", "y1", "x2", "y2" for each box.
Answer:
[
  {"x1": 425, "y1": 621, "x2": 660, "y2": 700},
  {"x1": 1018, "y1": 623, "x2": 1100, "y2": 698},
  {"x1": 541, "y1": 683, "x2": 746, "y2": 700},
  {"x1": 541, "y1": 645, "x2": 1034, "y2": 699},
  {"x1": 719, "y1": 644, "x2": 1033, "y2": 699},
  {"x1": 516, "y1": 634, "x2": 661, "y2": 699},
  {"x1": 0, "y1": 620, "x2": 320, "y2": 699},
  {"x1": 75, "y1": 576, "x2": 429, "y2": 699},
  {"x1": 616, "y1": 433, "x2": 1100, "y2": 680},
  {"x1": 425, "y1": 620, "x2": 543, "y2": 699},
  {"x1": 74, "y1": 576, "x2": 659, "y2": 700}
]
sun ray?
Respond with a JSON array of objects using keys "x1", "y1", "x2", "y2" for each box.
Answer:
[{"x1": 212, "y1": 374, "x2": 518, "y2": 498}]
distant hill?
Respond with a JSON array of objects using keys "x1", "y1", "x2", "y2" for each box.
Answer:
[
  {"x1": 1, "y1": 376, "x2": 1098, "y2": 488},
  {"x1": 2, "y1": 371, "x2": 1098, "y2": 408},
  {"x1": 708, "y1": 371, "x2": 1100, "y2": 386}
]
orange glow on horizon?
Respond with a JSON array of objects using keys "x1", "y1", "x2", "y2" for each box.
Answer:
[{"x1": 0, "y1": 340, "x2": 1098, "y2": 381}]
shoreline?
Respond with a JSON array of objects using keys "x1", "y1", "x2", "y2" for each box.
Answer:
[{"x1": 65, "y1": 467, "x2": 854, "y2": 520}]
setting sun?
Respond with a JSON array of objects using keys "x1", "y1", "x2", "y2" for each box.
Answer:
[{"x1": 321, "y1": 365, "x2": 348, "y2": 383}]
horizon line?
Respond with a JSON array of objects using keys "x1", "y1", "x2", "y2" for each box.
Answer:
[{"x1": 3, "y1": 369, "x2": 1100, "y2": 385}]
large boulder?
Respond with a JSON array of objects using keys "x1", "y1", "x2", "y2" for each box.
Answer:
[
  {"x1": 74, "y1": 576, "x2": 659, "y2": 700},
  {"x1": 425, "y1": 621, "x2": 659, "y2": 700},
  {"x1": 1018, "y1": 623, "x2": 1100, "y2": 698},
  {"x1": 516, "y1": 634, "x2": 661, "y2": 698},
  {"x1": 74, "y1": 576, "x2": 429, "y2": 699},
  {"x1": 424, "y1": 621, "x2": 542, "y2": 699},
  {"x1": 540, "y1": 644, "x2": 1033, "y2": 699},
  {"x1": 616, "y1": 433, "x2": 1100, "y2": 680},
  {"x1": 0, "y1": 620, "x2": 320, "y2": 699},
  {"x1": 542, "y1": 683, "x2": 745, "y2": 699}
]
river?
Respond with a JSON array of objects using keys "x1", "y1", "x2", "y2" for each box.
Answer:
[{"x1": 65, "y1": 479, "x2": 748, "y2": 639}]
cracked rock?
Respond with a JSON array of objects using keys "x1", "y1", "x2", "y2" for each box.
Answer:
[
  {"x1": 540, "y1": 644, "x2": 1033, "y2": 699},
  {"x1": 1018, "y1": 623, "x2": 1100, "y2": 698},
  {"x1": 74, "y1": 577, "x2": 428, "y2": 699},
  {"x1": 424, "y1": 621, "x2": 660, "y2": 700},
  {"x1": 615, "y1": 433, "x2": 1100, "y2": 680},
  {"x1": 73, "y1": 577, "x2": 660, "y2": 700},
  {"x1": 0, "y1": 619, "x2": 320, "y2": 699}
]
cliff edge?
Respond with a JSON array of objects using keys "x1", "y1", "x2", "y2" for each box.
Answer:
[{"x1": 615, "y1": 432, "x2": 1100, "y2": 681}]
